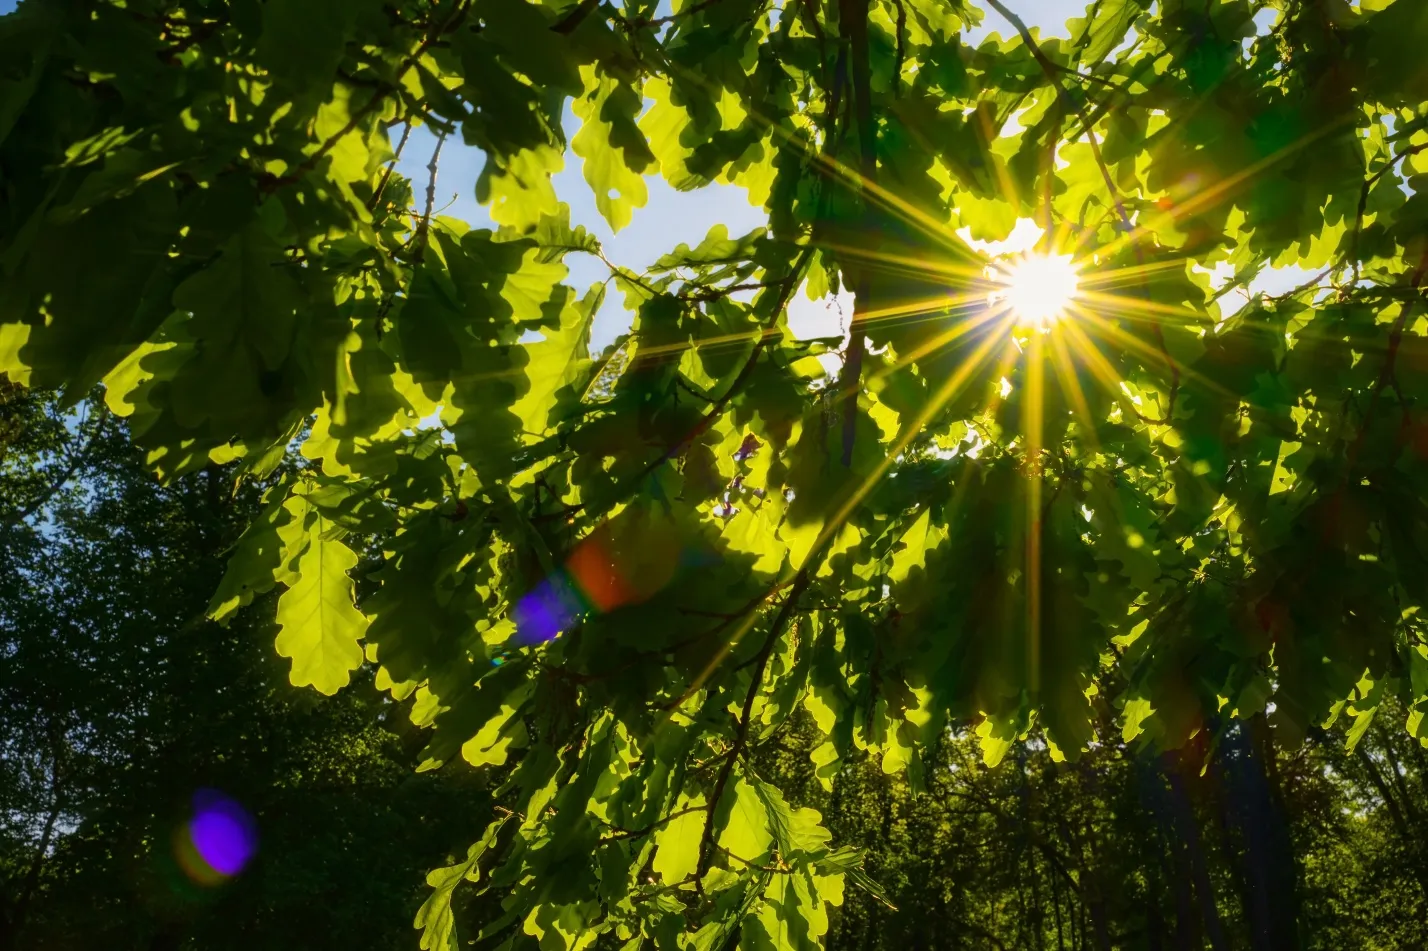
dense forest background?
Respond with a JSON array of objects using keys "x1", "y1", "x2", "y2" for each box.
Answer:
[{"x1": 4, "y1": 384, "x2": 1427, "y2": 949}]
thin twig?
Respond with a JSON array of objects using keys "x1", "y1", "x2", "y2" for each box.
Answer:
[
  {"x1": 265, "y1": 1, "x2": 470, "y2": 191},
  {"x1": 369, "y1": 117, "x2": 414, "y2": 212},
  {"x1": 1351, "y1": 140, "x2": 1428, "y2": 284},
  {"x1": 1051, "y1": 61, "x2": 1122, "y2": 89},
  {"x1": 375, "y1": 130, "x2": 445, "y2": 335},
  {"x1": 600, "y1": 805, "x2": 706, "y2": 842},
  {"x1": 410, "y1": 131, "x2": 447, "y2": 265},
  {"x1": 984, "y1": 0, "x2": 1127, "y2": 223},
  {"x1": 679, "y1": 275, "x2": 797, "y2": 302},
  {"x1": 624, "y1": 0, "x2": 726, "y2": 28}
]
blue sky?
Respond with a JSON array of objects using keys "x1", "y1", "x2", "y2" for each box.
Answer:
[
  {"x1": 390, "y1": 0, "x2": 1107, "y2": 344},
  {"x1": 0, "y1": 0, "x2": 1100, "y2": 345},
  {"x1": 0, "y1": 0, "x2": 1311, "y2": 338},
  {"x1": 385, "y1": 0, "x2": 1304, "y2": 347}
]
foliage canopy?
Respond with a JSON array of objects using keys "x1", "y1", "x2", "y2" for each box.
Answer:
[{"x1": 4, "y1": 0, "x2": 1428, "y2": 946}]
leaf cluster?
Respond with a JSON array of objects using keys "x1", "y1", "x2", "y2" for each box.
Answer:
[{"x1": 4, "y1": 0, "x2": 1428, "y2": 946}]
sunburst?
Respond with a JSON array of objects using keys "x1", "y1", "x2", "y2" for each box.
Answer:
[{"x1": 989, "y1": 252, "x2": 1082, "y2": 330}]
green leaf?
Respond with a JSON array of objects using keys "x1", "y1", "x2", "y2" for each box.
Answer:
[
  {"x1": 511, "y1": 283, "x2": 598, "y2": 437},
  {"x1": 716, "y1": 777, "x2": 773, "y2": 864},
  {"x1": 571, "y1": 65, "x2": 654, "y2": 232},
  {"x1": 415, "y1": 819, "x2": 507, "y2": 950},
  {"x1": 207, "y1": 488, "x2": 303, "y2": 623},
  {"x1": 751, "y1": 780, "x2": 831, "y2": 858},
  {"x1": 1121, "y1": 696, "x2": 1156, "y2": 744},
  {"x1": 1071, "y1": 0, "x2": 1146, "y2": 65},
  {"x1": 172, "y1": 220, "x2": 301, "y2": 374},
  {"x1": 274, "y1": 510, "x2": 368, "y2": 695},
  {"x1": 652, "y1": 801, "x2": 706, "y2": 885},
  {"x1": 481, "y1": 145, "x2": 564, "y2": 233}
]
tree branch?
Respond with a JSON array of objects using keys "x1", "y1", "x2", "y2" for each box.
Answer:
[
  {"x1": 601, "y1": 805, "x2": 707, "y2": 842},
  {"x1": 375, "y1": 130, "x2": 446, "y2": 335},
  {"x1": 694, "y1": 569, "x2": 814, "y2": 893},
  {"x1": 837, "y1": 0, "x2": 878, "y2": 468},
  {"x1": 624, "y1": 0, "x2": 727, "y2": 29},
  {"x1": 1351, "y1": 140, "x2": 1428, "y2": 283}
]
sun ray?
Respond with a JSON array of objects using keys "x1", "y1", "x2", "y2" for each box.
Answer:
[
  {"x1": 814, "y1": 325, "x2": 1014, "y2": 556},
  {"x1": 1070, "y1": 308, "x2": 1244, "y2": 410},
  {"x1": 1074, "y1": 288, "x2": 1211, "y2": 326},
  {"x1": 853, "y1": 290, "x2": 993, "y2": 330},
  {"x1": 818, "y1": 241, "x2": 993, "y2": 285},
  {"x1": 1075, "y1": 257, "x2": 1197, "y2": 289},
  {"x1": 1022, "y1": 329, "x2": 1045, "y2": 697},
  {"x1": 666, "y1": 323, "x2": 1013, "y2": 710},
  {"x1": 871, "y1": 305, "x2": 1011, "y2": 381},
  {"x1": 1046, "y1": 329, "x2": 1100, "y2": 452},
  {"x1": 1055, "y1": 318, "x2": 1150, "y2": 424}
]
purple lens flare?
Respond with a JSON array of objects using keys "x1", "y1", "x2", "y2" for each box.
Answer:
[
  {"x1": 186, "y1": 789, "x2": 257, "y2": 878},
  {"x1": 513, "y1": 574, "x2": 583, "y2": 645}
]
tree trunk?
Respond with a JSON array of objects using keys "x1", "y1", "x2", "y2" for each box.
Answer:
[
  {"x1": 1162, "y1": 753, "x2": 1229, "y2": 951},
  {"x1": 6, "y1": 794, "x2": 62, "y2": 949},
  {"x1": 1219, "y1": 716, "x2": 1300, "y2": 951}
]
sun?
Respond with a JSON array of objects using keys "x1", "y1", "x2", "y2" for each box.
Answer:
[{"x1": 991, "y1": 253, "x2": 1080, "y2": 329}]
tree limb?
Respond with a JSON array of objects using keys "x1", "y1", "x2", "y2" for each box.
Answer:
[
  {"x1": 694, "y1": 569, "x2": 814, "y2": 894},
  {"x1": 1351, "y1": 140, "x2": 1428, "y2": 283},
  {"x1": 837, "y1": 0, "x2": 878, "y2": 468}
]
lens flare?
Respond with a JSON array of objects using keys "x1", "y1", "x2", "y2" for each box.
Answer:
[
  {"x1": 991, "y1": 253, "x2": 1080, "y2": 329},
  {"x1": 175, "y1": 789, "x2": 257, "y2": 886},
  {"x1": 512, "y1": 522, "x2": 687, "y2": 645},
  {"x1": 512, "y1": 573, "x2": 585, "y2": 645}
]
